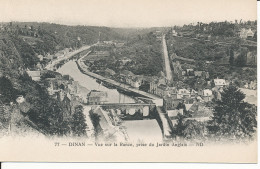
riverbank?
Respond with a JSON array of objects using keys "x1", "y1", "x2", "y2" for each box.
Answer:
[{"x1": 76, "y1": 57, "x2": 163, "y2": 106}]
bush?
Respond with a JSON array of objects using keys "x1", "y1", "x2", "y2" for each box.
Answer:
[
  {"x1": 173, "y1": 114, "x2": 207, "y2": 140},
  {"x1": 208, "y1": 86, "x2": 257, "y2": 139},
  {"x1": 71, "y1": 105, "x2": 87, "y2": 137}
]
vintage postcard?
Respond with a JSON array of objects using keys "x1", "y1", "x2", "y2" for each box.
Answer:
[{"x1": 0, "y1": 0, "x2": 258, "y2": 163}]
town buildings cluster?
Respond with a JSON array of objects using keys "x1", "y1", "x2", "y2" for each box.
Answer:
[
  {"x1": 170, "y1": 20, "x2": 257, "y2": 40},
  {"x1": 86, "y1": 57, "x2": 228, "y2": 118}
]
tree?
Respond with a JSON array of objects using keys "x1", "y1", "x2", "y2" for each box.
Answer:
[
  {"x1": 89, "y1": 110, "x2": 102, "y2": 138},
  {"x1": 236, "y1": 47, "x2": 248, "y2": 67},
  {"x1": 229, "y1": 48, "x2": 234, "y2": 65},
  {"x1": 174, "y1": 113, "x2": 186, "y2": 137},
  {"x1": 253, "y1": 31, "x2": 257, "y2": 42},
  {"x1": 173, "y1": 114, "x2": 206, "y2": 140},
  {"x1": 0, "y1": 77, "x2": 18, "y2": 103},
  {"x1": 71, "y1": 105, "x2": 87, "y2": 137},
  {"x1": 183, "y1": 120, "x2": 206, "y2": 140},
  {"x1": 236, "y1": 53, "x2": 246, "y2": 67},
  {"x1": 208, "y1": 86, "x2": 257, "y2": 139}
]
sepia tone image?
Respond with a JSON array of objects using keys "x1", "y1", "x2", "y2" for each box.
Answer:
[{"x1": 0, "y1": 0, "x2": 258, "y2": 163}]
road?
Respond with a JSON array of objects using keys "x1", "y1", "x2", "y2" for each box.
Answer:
[
  {"x1": 76, "y1": 57, "x2": 163, "y2": 106},
  {"x1": 162, "y1": 34, "x2": 173, "y2": 81},
  {"x1": 77, "y1": 56, "x2": 175, "y2": 138},
  {"x1": 45, "y1": 45, "x2": 91, "y2": 70}
]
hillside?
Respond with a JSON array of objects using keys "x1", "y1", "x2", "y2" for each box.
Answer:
[
  {"x1": 0, "y1": 22, "x2": 126, "y2": 136},
  {"x1": 2, "y1": 22, "x2": 124, "y2": 56},
  {"x1": 0, "y1": 32, "x2": 69, "y2": 135}
]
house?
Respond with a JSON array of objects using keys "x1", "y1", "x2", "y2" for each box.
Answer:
[
  {"x1": 246, "y1": 28, "x2": 254, "y2": 38},
  {"x1": 164, "y1": 94, "x2": 180, "y2": 110},
  {"x1": 45, "y1": 54, "x2": 54, "y2": 60},
  {"x1": 182, "y1": 70, "x2": 187, "y2": 76},
  {"x1": 249, "y1": 80, "x2": 257, "y2": 90},
  {"x1": 194, "y1": 71, "x2": 209, "y2": 79},
  {"x1": 186, "y1": 69, "x2": 194, "y2": 76},
  {"x1": 172, "y1": 29, "x2": 178, "y2": 36},
  {"x1": 185, "y1": 102, "x2": 213, "y2": 118},
  {"x1": 212, "y1": 88, "x2": 222, "y2": 100},
  {"x1": 148, "y1": 77, "x2": 167, "y2": 95},
  {"x1": 155, "y1": 30, "x2": 162, "y2": 39},
  {"x1": 35, "y1": 62, "x2": 43, "y2": 70},
  {"x1": 149, "y1": 80, "x2": 159, "y2": 95},
  {"x1": 205, "y1": 72, "x2": 210, "y2": 79},
  {"x1": 194, "y1": 71, "x2": 203, "y2": 77},
  {"x1": 55, "y1": 52, "x2": 64, "y2": 59},
  {"x1": 201, "y1": 89, "x2": 213, "y2": 102},
  {"x1": 120, "y1": 57, "x2": 132, "y2": 65},
  {"x1": 62, "y1": 75, "x2": 73, "y2": 83},
  {"x1": 157, "y1": 84, "x2": 171, "y2": 97},
  {"x1": 103, "y1": 40, "x2": 114, "y2": 45},
  {"x1": 87, "y1": 90, "x2": 108, "y2": 105},
  {"x1": 157, "y1": 84, "x2": 168, "y2": 97},
  {"x1": 206, "y1": 61, "x2": 214, "y2": 64},
  {"x1": 213, "y1": 78, "x2": 227, "y2": 88},
  {"x1": 68, "y1": 81, "x2": 80, "y2": 94},
  {"x1": 167, "y1": 109, "x2": 183, "y2": 117},
  {"x1": 185, "y1": 103, "x2": 196, "y2": 113},
  {"x1": 120, "y1": 70, "x2": 135, "y2": 77},
  {"x1": 177, "y1": 89, "x2": 190, "y2": 99},
  {"x1": 16, "y1": 95, "x2": 25, "y2": 104},
  {"x1": 26, "y1": 70, "x2": 41, "y2": 81},
  {"x1": 182, "y1": 69, "x2": 195, "y2": 77},
  {"x1": 190, "y1": 89, "x2": 198, "y2": 98},
  {"x1": 239, "y1": 28, "x2": 254, "y2": 39},
  {"x1": 130, "y1": 76, "x2": 142, "y2": 88},
  {"x1": 37, "y1": 54, "x2": 44, "y2": 61},
  {"x1": 125, "y1": 77, "x2": 132, "y2": 85}
]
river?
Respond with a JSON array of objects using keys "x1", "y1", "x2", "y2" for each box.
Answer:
[
  {"x1": 57, "y1": 61, "x2": 135, "y2": 103},
  {"x1": 57, "y1": 60, "x2": 163, "y2": 142}
]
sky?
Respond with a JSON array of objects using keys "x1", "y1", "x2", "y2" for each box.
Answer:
[{"x1": 0, "y1": 0, "x2": 257, "y2": 27}]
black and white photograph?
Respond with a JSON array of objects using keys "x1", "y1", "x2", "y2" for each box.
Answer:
[{"x1": 0, "y1": 0, "x2": 258, "y2": 163}]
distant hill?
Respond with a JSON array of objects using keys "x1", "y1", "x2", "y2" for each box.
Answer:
[
  {"x1": 111, "y1": 27, "x2": 168, "y2": 39},
  {"x1": 1, "y1": 22, "x2": 124, "y2": 55}
]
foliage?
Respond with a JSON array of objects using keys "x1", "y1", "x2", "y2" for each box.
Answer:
[
  {"x1": 24, "y1": 80, "x2": 71, "y2": 136},
  {"x1": 71, "y1": 105, "x2": 87, "y2": 137},
  {"x1": 229, "y1": 48, "x2": 234, "y2": 65},
  {"x1": 11, "y1": 35, "x2": 39, "y2": 68},
  {"x1": 139, "y1": 82, "x2": 150, "y2": 92},
  {"x1": 173, "y1": 113, "x2": 206, "y2": 140},
  {"x1": 0, "y1": 76, "x2": 19, "y2": 103},
  {"x1": 236, "y1": 48, "x2": 247, "y2": 67},
  {"x1": 174, "y1": 113, "x2": 186, "y2": 137},
  {"x1": 89, "y1": 110, "x2": 102, "y2": 138},
  {"x1": 183, "y1": 120, "x2": 206, "y2": 140},
  {"x1": 40, "y1": 71, "x2": 56, "y2": 80},
  {"x1": 13, "y1": 22, "x2": 124, "y2": 51},
  {"x1": 208, "y1": 86, "x2": 257, "y2": 139},
  {"x1": 113, "y1": 32, "x2": 163, "y2": 76}
]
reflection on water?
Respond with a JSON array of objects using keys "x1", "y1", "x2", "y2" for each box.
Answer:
[
  {"x1": 57, "y1": 61, "x2": 135, "y2": 103},
  {"x1": 57, "y1": 61, "x2": 163, "y2": 141},
  {"x1": 123, "y1": 120, "x2": 163, "y2": 142}
]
